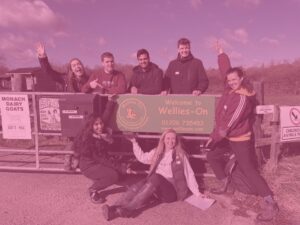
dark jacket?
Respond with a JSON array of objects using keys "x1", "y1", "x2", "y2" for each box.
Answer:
[
  {"x1": 130, "y1": 62, "x2": 163, "y2": 94},
  {"x1": 171, "y1": 153, "x2": 189, "y2": 200},
  {"x1": 164, "y1": 54, "x2": 209, "y2": 94},
  {"x1": 38, "y1": 57, "x2": 88, "y2": 92},
  {"x1": 73, "y1": 100, "x2": 125, "y2": 173}
]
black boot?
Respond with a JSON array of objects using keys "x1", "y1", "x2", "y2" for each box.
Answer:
[
  {"x1": 102, "y1": 205, "x2": 120, "y2": 221},
  {"x1": 114, "y1": 179, "x2": 146, "y2": 207},
  {"x1": 210, "y1": 177, "x2": 230, "y2": 194},
  {"x1": 257, "y1": 201, "x2": 279, "y2": 221},
  {"x1": 89, "y1": 188, "x2": 105, "y2": 204},
  {"x1": 102, "y1": 204, "x2": 132, "y2": 221}
]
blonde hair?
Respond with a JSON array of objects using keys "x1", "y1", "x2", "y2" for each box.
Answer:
[{"x1": 149, "y1": 129, "x2": 186, "y2": 173}]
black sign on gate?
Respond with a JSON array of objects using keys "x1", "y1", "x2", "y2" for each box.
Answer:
[{"x1": 37, "y1": 94, "x2": 108, "y2": 137}]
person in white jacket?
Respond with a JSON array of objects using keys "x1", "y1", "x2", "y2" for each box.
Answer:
[{"x1": 102, "y1": 128, "x2": 205, "y2": 221}]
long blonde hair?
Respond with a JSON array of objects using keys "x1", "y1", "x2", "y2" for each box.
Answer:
[{"x1": 149, "y1": 129, "x2": 186, "y2": 174}]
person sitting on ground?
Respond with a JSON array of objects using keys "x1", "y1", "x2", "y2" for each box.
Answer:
[
  {"x1": 205, "y1": 54, "x2": 279, "y2": 221},
  {"x1": 72, "y1": 96, "x2": 128, "y2": 204},
  {"x1": 102, "y1": 129, "x2": 207, "y2": 221},
  {"x1": 36, "y1": 42, "x2": 89, "y2": 92}
]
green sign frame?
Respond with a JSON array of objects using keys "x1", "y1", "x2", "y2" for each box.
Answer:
[{"x1": 111, "y1": 95, "x2": 216, "y2": 134}]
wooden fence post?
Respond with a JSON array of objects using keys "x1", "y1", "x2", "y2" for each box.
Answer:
[
  {"x1": 265, "y1": 105, "x2": 281, "y2": 172},
  {"x1": 253, "y1": 81, "x2": 264, "y2": 167}
]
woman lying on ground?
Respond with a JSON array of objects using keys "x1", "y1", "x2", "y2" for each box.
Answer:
[
  {"x1": 102, "y1": 128, "x2": 207, "y2": 221},
  {"x1": 72, "y1": 96, "x2": 128, "y2": 204}
]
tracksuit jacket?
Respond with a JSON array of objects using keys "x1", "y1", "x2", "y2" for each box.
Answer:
[{"x1": 210, "y1": 53, "x2": 256, "y2": 143}]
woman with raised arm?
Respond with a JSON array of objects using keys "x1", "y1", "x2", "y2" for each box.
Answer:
[
  {"x1": 102, "y1": 129, "x2": 208, "y2": 221},
  {"x1": 36, "y1": 42, "x2": 89, "y2": 92}
]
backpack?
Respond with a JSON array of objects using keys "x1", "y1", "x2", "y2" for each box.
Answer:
[{"x1": 224, "y1": 155, "x2": 257, "y2": 195}]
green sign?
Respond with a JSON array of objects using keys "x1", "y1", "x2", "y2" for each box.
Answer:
[{"x1": 111, "y1": 95, "x2": 215, "y2": 134}]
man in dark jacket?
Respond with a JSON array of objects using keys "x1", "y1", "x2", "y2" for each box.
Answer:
[
  {"x1": 162, "y1": 38, "x2": 209, "y2": 95},
  {"x1": 130, "y1": 49, "x2": 163, "y2": 94}
]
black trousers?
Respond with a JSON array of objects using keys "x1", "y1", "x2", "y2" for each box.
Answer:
[
  {"x1": 81, "y1": 164, "x2": 119, "y2": 192},
  {"x1": 147, "y1": 173, "x2": 177, "y2": 203},
  {"x1": 206, "y1": 139, "x2": 272, "y2": 197},
  {"x1": 115, "y1": 173, "x2": 177, "y2": 209}
]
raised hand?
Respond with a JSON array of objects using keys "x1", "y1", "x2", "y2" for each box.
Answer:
[
  {"x1": 214, "y1": 40, "x2": 223, "y2": 55},
  {"x1": 36, "y1": 42, "x2": 46, "y2": 58},
  {"x1": 192, "y1": 90, "x2": 201, "y2": 96},
  {"x1": 131, "y1": 86, "x2": 138, "y2": 94}
]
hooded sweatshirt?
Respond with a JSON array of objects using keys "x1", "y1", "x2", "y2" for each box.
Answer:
[
  {"x1": 164, "y1": 54, "x2": 209, "y2": 94},
  {"x1": 130, "y1": 62, "x2": 163, "y2": 94}
]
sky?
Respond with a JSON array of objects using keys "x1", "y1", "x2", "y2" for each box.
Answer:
[{"x1": 0, "y1": 0, "x2": 299, "y2": 71}]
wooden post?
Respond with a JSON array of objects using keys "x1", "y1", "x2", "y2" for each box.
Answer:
[
  {"x1": 253, "y1": 81, "x2": 264, "y2": 167},
  {"x1": 266, "y1": 105, "x2": 281, "y2": 172}
]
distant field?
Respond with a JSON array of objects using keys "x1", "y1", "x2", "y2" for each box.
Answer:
[{"x1": 265, "y1": 94, "x2": 300, "y2": 105}]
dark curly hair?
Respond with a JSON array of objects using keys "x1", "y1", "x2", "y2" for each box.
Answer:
[{"x1": 72, "y1": 114, "x2": 104, "y2": 156}]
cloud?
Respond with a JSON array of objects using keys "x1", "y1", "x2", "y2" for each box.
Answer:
[
  {"x1": 204, "y1": 36, "x2": 232, "y2": 51},
  {"x1": 98, "y1": 37, "x2": 107, "y2": 46},
  {"x1": 190, "y1": 0, "x2": 203, "y2": 10},
  {"x1": 225, "y1": 0, "x2": 261, "y2": 7},
  {"x1": 260, "y1": 37, "x2": 280, "y2": 46},
  {"x1": 226, "y1": 28, "x2": 249, "y2": 44},
  {"x1": 0, "y1": 0, "x2": 64, "y2": 30},
  {"x1": 0, "y1": 33, "x2": 36, "y2": 65},
  {"x1": 51, "y1": 0, "x2": 96, "y2": 3},
  {"x1": 229, "y1": 51, "x2": 243, "y2": 60}
]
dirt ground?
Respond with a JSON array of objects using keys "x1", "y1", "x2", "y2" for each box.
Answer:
[{"x1": 1, "y1": 155, "x2": 300, "y2": 225}]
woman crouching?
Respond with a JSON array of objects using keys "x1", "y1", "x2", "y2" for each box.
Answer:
[{"x1": 72, "y1": 98, "x2": 127, "y2": 204}]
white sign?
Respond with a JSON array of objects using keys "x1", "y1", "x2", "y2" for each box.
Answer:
[
  {"x1": 256, "y1": 105, "x2": 275, "y2": 115},
  {"x1": 0, "y1": 94, "x2": 31, "y2": 139},
  {"x1": 280, "y1": 106, "x2": 300, "y2": 142},
  {"x1": 39, "y1": 98, "x2": 61, "y2": 131}
]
